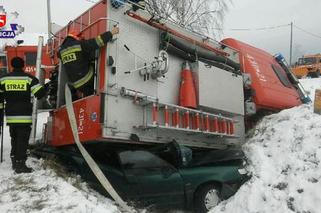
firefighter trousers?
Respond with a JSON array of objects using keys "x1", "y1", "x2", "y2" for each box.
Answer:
[
  {"x1": 78, "y1": 76, "x2": 95, "y2": 97},
  {"x1": 9, "y1": 125, "x2": 31, "y2": 161}
]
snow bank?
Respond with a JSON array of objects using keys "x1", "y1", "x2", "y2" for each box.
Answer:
[
  {"x1": 0, "y1": 114, "x2": 119, "y2": 213},
  {"x1": 300, "y1": 78, "x2": 321, "y2": 102},
  {"x1": 211, "y1": 79, "x2": 321, "y2": 213}
]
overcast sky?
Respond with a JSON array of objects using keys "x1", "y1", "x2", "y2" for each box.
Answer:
[
  {"x1": 223, "y1": 0, "x2": 321, "y2": 62},
  {"x1": 1, "y1": 0, "x2": 321, "y2": 62}
]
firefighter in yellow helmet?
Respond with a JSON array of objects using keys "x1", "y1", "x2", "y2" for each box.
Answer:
[
  {"x1": 0, "y1": 57, "x2": 47, "y2": 173},
  {"x1": 58, "y1": 26, "x2": 119, "y2": 99}
]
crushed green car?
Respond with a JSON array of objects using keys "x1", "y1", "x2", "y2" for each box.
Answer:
[{"x1": 56, "y1": 142, "x2": 249, "y2": 212}]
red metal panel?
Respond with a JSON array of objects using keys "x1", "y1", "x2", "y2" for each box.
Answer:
[
  {"x1": 72, "y1": 17, "x2": 82, "y2": 34},
  {"x1": 91, "y1": 2, "x2": 107, "y2": 23},
  {"x1": 50, "y1": 1, "x2": 107, "y2": 51},
  {"x1": 49, "y1": 95, "x2": 102, "y2": 147},
  {"x1": 221, "y1": 38, "x2": 301, "y2": 111},
  {"x1": 80, "y1": 11, "x2": 91, "y2": 39},
  {"x1": 81, "y1": 12, "x2": 90, "y2": 32}
]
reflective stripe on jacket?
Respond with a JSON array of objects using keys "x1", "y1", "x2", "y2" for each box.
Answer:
[
  {"x1": 0, "y1": 69, "x2": 46, "y2": 125},
  {"x1": 58, "y1": 31, "x2": 113, "y2": 89}
]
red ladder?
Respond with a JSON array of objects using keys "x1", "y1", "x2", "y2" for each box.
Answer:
[{"x1": 149, "y1": 102, "x2": 236, "y2": 137}]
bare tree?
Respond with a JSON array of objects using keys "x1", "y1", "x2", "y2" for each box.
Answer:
[{"x1": 145, "y1": 0, "x2": 231, "y2": 38}]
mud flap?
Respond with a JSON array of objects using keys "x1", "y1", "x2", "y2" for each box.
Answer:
[{"x1": 64, "y1": 85, "x2": 134, "y2": 212}]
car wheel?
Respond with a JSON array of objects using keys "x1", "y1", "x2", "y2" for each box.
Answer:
[
  {"x1": 194, "y1": 184, "x2": 221, "y2": 213},
  {"x1": 315, "y1": 70, "x2": 320, "y2": 78}
]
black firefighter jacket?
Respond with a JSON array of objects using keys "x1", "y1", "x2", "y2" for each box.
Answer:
[
  {"x1": 57, "y1": 31, "x2": 113, "y2": 89},
  {"x1": 0, "y1": 69, "x2": 46, "y2": 125}
]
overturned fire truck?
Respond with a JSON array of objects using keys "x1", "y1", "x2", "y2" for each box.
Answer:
[
  {"x1": 44, "y1": 1, "x2": 246, "y2": 149},
  {"x1": 33, "y1": 0, "x2": 308, "y2": 211}
]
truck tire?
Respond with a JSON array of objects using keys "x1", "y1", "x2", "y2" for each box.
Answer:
[{"x1": 194, "y1": 184, "x2": 221, "y2": 213}]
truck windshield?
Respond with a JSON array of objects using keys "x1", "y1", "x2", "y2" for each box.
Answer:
[{"x1": 298, "y1": 57, "x2": 317, "y2": 65}]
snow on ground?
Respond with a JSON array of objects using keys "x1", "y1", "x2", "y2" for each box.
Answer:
[
  {"x1": 300, "y1": 78, "x2": 321, "y2": 102},
  {"x1": 0, "y1": 114, "x2": 119, "y2": 213},
  {"x1": 211, "y1": 79, "x2": 321, "y2": 213}
]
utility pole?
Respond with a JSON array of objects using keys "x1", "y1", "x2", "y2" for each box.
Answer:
[
  {"x1": 47, "y1": 0, "x2": 52, "y2": 37},
  {"x1": 290, "y1": 22, "x2": 293, "y2": 66}
]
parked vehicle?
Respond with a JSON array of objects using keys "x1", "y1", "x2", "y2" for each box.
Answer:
[
  {"x1": 292, "y1": 54, "x2": 321, "y2": 78},
  {"x1": 1, "y1": 45, "x2": 52, "y2": 78}
]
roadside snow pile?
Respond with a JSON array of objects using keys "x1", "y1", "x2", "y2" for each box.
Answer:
[
  {"x1": 0, "y1": 157, "x2": 119, "y2": 213},
  {"x1": 300, "y1": 78, "x2": 321, "y2": 102},
  {"x1": 212, "y1": 79, "x2": 321, "y2": 213},
  {"x1": 0, "y1": 115, "x2": 119, "y2": 213}
]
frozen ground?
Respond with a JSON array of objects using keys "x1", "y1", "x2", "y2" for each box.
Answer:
[
  {"x1": 0, "y1": 79, "x2": 321, "y2": 213},
  {"x1": 211, "y1": 79, "x2": 321, "y2": 213}
]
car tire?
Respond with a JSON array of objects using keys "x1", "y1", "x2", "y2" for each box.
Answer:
[{"x1": 194, "y1": 184, "x2": 221, "y2": 213}]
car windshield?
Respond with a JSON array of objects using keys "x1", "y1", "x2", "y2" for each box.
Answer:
[
  {"x1": 298, "y1": 57, "x2": 317, "y2": 65},
  {"x1": 151, "y1": 142, "x2": 245, "y2": 168}
]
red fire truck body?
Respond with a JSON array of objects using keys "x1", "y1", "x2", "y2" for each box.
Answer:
[
  {"x1": 44, "y1": 1, "x2": 246, "y2": 148},
  {"x1": 5, "y1": 45, "x2": 52, "y2": 78}
]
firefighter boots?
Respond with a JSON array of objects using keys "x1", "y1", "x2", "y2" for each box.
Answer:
[
  {"x1": 10, "y1": 156, "x2": 16, "y2": 169},
  {"x1": 14, "y1": 161, "x2": 33, "y2": 173}
]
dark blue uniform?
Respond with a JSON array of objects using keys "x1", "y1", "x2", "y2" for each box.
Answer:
[
  {"x1": 0, "y1": 57, "x2": 46, "y2": 173},
  {"x1": 58, "y1": 31, "x2": 113, "y2": 96}
]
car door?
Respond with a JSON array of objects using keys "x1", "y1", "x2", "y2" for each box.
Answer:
[
  {"x1": 119, "y1": 150, "x2": 185, "y2": 207},
  {"x1": 70, "y1": 152, "x2": 135, "y2": 201}
]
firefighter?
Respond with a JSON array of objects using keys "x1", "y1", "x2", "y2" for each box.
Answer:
[
  {"x1": 58, "y1": 26, "x2": 119, "y2": 99},
  {"x1": 0, "y1": 57, "x2": 46, "y2": 173}
]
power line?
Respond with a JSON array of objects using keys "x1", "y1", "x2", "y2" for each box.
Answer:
[
  {"x1": 212, "y1": 23, "x2": 321, "y2": 40},
  {"x1": 79, "y1": 2, "x2": 321, "y2": 40},
  {"x1": 294, "y1": 25, "x2": 321, "y2": 39},
  {"x1": 212, "y1": 24, "x2": 290, "y2": 31},
  {"x1": 213, "y1": 23, "x2": 321, "y2": 41},
  {"x1": 84, "y1": 0, "x2": 98, "y2": 3}
]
